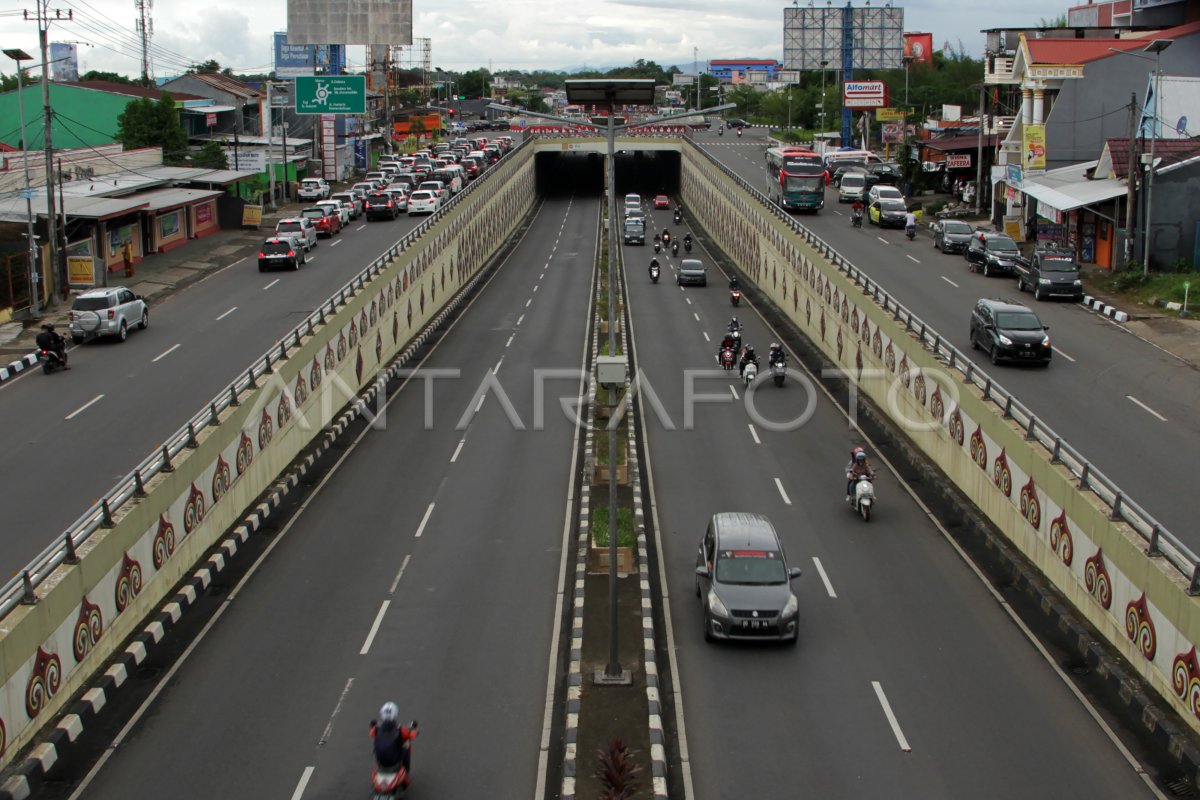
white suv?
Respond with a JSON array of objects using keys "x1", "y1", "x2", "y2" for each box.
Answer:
[
  {"x1": 69, "y1": 287, "x2": 148, "y2": 344},
  {"x1": 275, "y1": 217, "x2": 318, "y2": 252}
]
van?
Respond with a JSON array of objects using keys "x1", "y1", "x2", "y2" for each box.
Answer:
[
  {"x1": 623, "y1": 216, "x2": 645, "y2": 245},
  {"x1": 838, "y1": 172, "x2": 867, "y2": 203},
  {"x1": 694, "y1": 512, "x2": 802, "y2": 643}
]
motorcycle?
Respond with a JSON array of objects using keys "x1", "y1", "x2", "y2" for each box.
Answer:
[
  {"x1": 370, "y1": 720, "x2": 418, "y2": 799},
  {"x1": 684, "y1": 238, "x2": 692, "y2": 253},
  {"x1": 662, "y1": 230, "x2": 671, "y2": 246},
  {"x1": 851, "y1": 209, "x2": 863, "y2": 228},
  {"x1": 718, "y1": 127, "x2": 724, "y2": 137},
  {"x1": 671, "y1": 240, "x2": 679, "y2": 256},
  {"x1": 728, "y1": 329, "x2": 742, "y2": 351},
  {"x1": 39, "y1": 347, "x2": 66, "y2": 375},
  {"x1": 770, "y1": 358, "x2": 786, "y2": 388},
  {"x1": 742, "y1": 360, "x2": 758, "y2": 387},
  {"x1": 849, "y1": 475, "x2": 875, "y2": 522},
  {"x1": 654, "y1": 241, "x2": 661, "y2": 254},
  {"x1": 719, "y1": 347, "x2": 736, "y2": 370},
  {"x1": 737, "y1": 127, "x2": 743, "y2": 138},
  {"x1": 673, "y1": 210, "x2": 682, "y2": 224},
  {"x1": 649, "y1": 264, "x2": 660, "y2": 283},
  {"x1": 905, "y1": 224, "x2": 916, "y2": 241},
  {"x1": 730, "y1": 289, "x2": 741, "y2": 307}
]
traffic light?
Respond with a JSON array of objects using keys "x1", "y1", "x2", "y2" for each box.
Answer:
[
  {"x1": 448, "y1": 108, "x2": 454, "y2": 116},
  {"x1": 458, "y1": 95, "x2": 465, "y2": 100}
]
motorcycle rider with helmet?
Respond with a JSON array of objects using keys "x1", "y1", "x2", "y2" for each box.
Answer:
[
  {"x1": 845, "y1": 448, "x2": 876, "y2": 500},
  {"x1": 768, "y1": 342, "x2": 786, "y2": 368},
  {"x1": 371, "y1": 702, "x2": 418, "y2": 777},
  {"x1": 648, "y1": 257, "x2": 660, "y2": 278},
  {"x1": 36, "y1": 323, "x2": 70, "y2": 369},
  {"x1": 738, "y1": 344, "x2": 759, "y2": 379},
  {"x1": 727, "y1": 316, "x2": 742, "y2": 334}
]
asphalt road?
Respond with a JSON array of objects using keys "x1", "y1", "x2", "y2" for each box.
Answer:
[
  {"x1": 625, "y1": 202, "x2": 1160, "y2": 799},
  {"x1": 696, "y1": 129, "x2": 1200, "y2": 548},
  {"x1": 0, "y1": 210, "x2": 430, "y2": 576},
  {"x1": 66, "y1": 197, "x2": 597, "y2": 800}
]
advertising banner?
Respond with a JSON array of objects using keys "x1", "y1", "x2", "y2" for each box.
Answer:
[
  {"x1": 1022, "y1": 124, "x2": 1047, "y2": 171},
  {"x1": 273, "y1": 32, "x2": 318, "y2": 79},
  {"x1": 242, "y1": 205, "x2": 263, "y2": 228},
  {"x1": 882, "y1": 123, "x2": 904, "y2": 144},
  {"x1": 946, "y1": 153, "x2": 971, "y2": 169},
  {"x1": 903, "y1": 33, "x2": 934, "y2": 65},
  {"x1": 844, "y1": 80, "x2": 887, "y2": 108},
  {"x1": 875, "y1": 108, "x2": 904, "y2": 121},
  {"x1": 1006, "y1": 163, "x2": 1023, "y2": 187}
]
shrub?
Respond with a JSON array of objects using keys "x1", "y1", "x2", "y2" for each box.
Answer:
[
  {"x1": 594, "y1": 738, "x2": 643, "y2": 800},
  {"x1": 591, "y1": 505, "x2": 636, "y2": 547}
]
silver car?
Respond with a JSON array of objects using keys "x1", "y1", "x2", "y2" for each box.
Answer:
[
  {"x1": 69, "y1": 287, "x2": 149, "y2": 344},
  {"x1": 275, "y1": 217, "x2": 318, "y2": 252},
  {"x1": 677, "y1": 258, "x2": 707, "y2": 286}
]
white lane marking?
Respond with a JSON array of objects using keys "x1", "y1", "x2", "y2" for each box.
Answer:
[
  {"x1": 360, "y1": 601, "x2": 390, "y2": 655},
  {"x1": 318, "y1": 677, "x2": 354, "y2": 745},
  {"x1": 686, "y1": 297, "x2": 692, "y2": 305},
  {"x1": 774, "y1": 477, "x2": 792, "y2": 506},
  {"x1": 1127, "y1": 395, "x2": 1167, "y2": 422},
  {"x1": 525, "y1": 298, "x2": 532, "y2": 308},
  {"x1": 356, "y1": 224, "x2": 367, "y2": 231},
  {"x1": 331, "y1": 239, "x2": 343, "y2": 247},
  {"x1": 906, "y1": 255, "x2": 920, "y2": 264},
  {"x1": 832, "y1": 209, "x2": 843, "y2": 216},
  {"x1": 1052, "y1": 346, "x2": 1076, "y2": 362},
  {"x1": 506, "y1": 334, "x2": 515, "y2": 347},
  {"x1": 494, "y1": 356, "x2": 504, "y2": 374},
  {"x1": 940, "y1": 276, "x2": 960, "y2": 288},
  {"x1": 812, "y1": 557, "x2": 837, "y2": 598},
  {"x1": 414, "y1": 502, "x2": 435, "y2": 538},
  {"x1": 877, "y1": 236, "x2": 889, "y2": 245},
  {"x1": 475, "y1": 394, "x2": 485, "y2": 413},
  {"x1": 151, "y1": 344, "x2": 180, "y2": 363},
  {"x1": 450, "y1": 439, "x2": 465, "y2": 463},
  {"x1": 215, "y1": 306, "x2": 238, "y2": 321},
  {"x1": 290, "y1": 766, "x2": 315, "y2": 800},
  {"x1": 872, "y1": 682, "x2": 912, "y2": 752},
  {"x1": 693, "y1": 312, "x2": 700, "y2": 322},
  {"x1": 229, "y1": 257, "x2": 246, "y2": 268},
  {"x1": 533, "y1": 284, "x2": 539, "y2": 292},
  {"x1": 389, "y1": 554, "x2": 412, "y2": 594},
  {"x1": 540, "y1": 272, "x2": 545, "y2": 279},
  {"x1": 702, "y1": 331, "x2": 710, "y2": 342},
  {"x1": 516, "y1": 314, "x2": 525, "y2": 326},
  {"x1": 66, "y1": 394, "x2": 104, "y2": 420},
  {"x1": 262, "y1": 278, "x2": 280, "y2": 290},
  {"x1": 729, "y1": 385, "x2": 739, "y2": 400},
  {"x1": 748, "y1": 424, "x2": 760, "y2": 444}
]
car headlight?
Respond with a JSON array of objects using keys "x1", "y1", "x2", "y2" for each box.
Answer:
[
  {"x1": 998, "y1": 335, "x2": 1013, "y2": 346},
  {"x1": 782, "y1": 593, "x2": 798, "y2": 617},
  {"x1": 1038, "y1": 278, "x2": 1051, "y2": 284},
  {"x1": 707, "y1": 590, "x2": 729, "y2": 618},
  {"x1": 1073, "y1": 279, "x2": 1082, "y2": 286},
  {"x1": 1041, "y1": 336, "x2": 1051, "y2": 347}
]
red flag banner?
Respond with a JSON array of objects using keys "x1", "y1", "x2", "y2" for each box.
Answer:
[{"x1": 904, "y1": 33, "x2": 934, "y2": 65}]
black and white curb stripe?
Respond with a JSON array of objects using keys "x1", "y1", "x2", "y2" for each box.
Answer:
[
  {"x1": 0, "y1": 353, "x2": 40, "y2": 384},
  {"x1": 1082, "y1": 295, "x2": 1130, "y2": 323},
  {"x1": 0, "y1": 254, "x2": 493, "y2": 800}
]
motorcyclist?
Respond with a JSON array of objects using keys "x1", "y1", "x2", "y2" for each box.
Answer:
[
  {"x1": 653, "y1": 232, "x2": 661, "y2": 244},
  {"x1": 662, "y1": 228, "x2": 671, "y2": 245},
  {"x1": 35, "y1": 323, "x2": 69, "y2": 369},
  {"x1": 904, "y1": 210, "x2": 918, "y2": 236},
  {"x1": 717, "y1": 333, "x2": 737, "y2": 364},
  {"x1": 845, "y1": 447, "x2": 876, "y2": 500},
  {"x1": 648, "y1": 257, "x2": 660, "y2": 277},
  {"x1": 727, "y1": 316, "x2": 742, "y2": 334},
  {"x1": 718, "y1": 126, "x2": 724, "y2": 136},
  {"x1": 671, "y1": 239, "x2": 679, "y2": 256},
  {"x1": 768, "y1": 342, "x2": 786, "y2": 367},
  {"x1": 370, "y1": 702, "x2": 418, "y2": 775},
  {"x1": 851, "y1": 199, "x2": 864, "y2": 223},
  {"x1": 729, "y1": 276, "x2": 741, "y2": 292},
  {"x1": 683, "y1": 233, "x2": 692, "y2": 247},
  {"x1": 739, "y1": 344, "x2": 759, "y2": 378},
  {"x1": 737, "y1": 127, "x2": 743, "y2": 138}
]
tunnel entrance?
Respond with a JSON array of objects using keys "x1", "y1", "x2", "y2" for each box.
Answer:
[{"x1": 535, "y1": 150, "x2": 682, "y2": 199}]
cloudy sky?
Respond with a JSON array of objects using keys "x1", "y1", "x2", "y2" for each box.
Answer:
[{"x1": 0, "y1": 0, "x2": 1058, "y2": 77}]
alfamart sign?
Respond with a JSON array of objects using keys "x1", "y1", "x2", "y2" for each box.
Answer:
[{"x1": 843, "y1": 80, "x2": 887, "y2": 108}]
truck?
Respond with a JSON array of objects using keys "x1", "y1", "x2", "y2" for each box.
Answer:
[
  {"x1": 1015, "y1": 246, "x2": 1084, "y2": 301},
  {"x1": 298, "y1": 178, "x2": 330, "y2": 202}
]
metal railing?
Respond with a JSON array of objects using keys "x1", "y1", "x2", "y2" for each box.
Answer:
[
  {"x1": 0, "y1": 141, "x2": 531, "y2": 620},
  {"x1": 684, "y1": 140, "x2": 1200, "y2": 591}
]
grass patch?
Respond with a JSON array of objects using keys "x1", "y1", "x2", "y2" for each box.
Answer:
[
  {"x1": 1089, "y1": 270, "x2": 1198, "y2": 308},
  {"x1": 598, "y1": 338, "x2": 624, "y2": 356},
  {"x1": 593, "y1": 425, "x2": 627, "y2": 466},
  {"x1": 591, "y1": 504, "x2": 637, "y2": 548}
]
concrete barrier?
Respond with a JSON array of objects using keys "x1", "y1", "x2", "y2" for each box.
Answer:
[
  {"x1": 0, "y1": 147, "x2": 537, "y2": 766},
  {"x1": 678, "y1": 143, "x2": 1200, "y2": 737}
]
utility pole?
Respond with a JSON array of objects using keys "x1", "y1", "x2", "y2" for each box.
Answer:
[
  {"x1": 25, "y1": 0, "x2": 72, "y2": 301},
  {"x1": 134, "y1": 0, "x2": 154, "y2": 84},
  {"x1": 266, "y1": 80, "x2": 276, "y2": 209},
  {"x1": 4, "y1": 49, "x2": 39, "y2": 315},
  {"x1": 1124, "y1": 93, "x2": 1138, "y2": 268},
  {"x1": 974, "y1": 83, "x2": 985, "y2": 216}
]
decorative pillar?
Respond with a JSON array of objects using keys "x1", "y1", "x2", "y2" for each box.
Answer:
[
  {"x1": 1033, "y1": 88, "x2": 1045, "y2": 124},
  {"x1": 1021, "y1": 88, "x2": 1033, "y2": 124}
]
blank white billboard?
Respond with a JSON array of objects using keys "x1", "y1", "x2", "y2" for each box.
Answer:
[{"x1": 287, "y1": 0, "x2": 413, "y2": 46}]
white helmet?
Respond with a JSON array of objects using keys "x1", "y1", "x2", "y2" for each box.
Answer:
[{"x1": 379, "y1": 702, "x2": 399, "y2": 725}]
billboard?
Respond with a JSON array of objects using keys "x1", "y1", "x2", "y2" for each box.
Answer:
[
  {"x1": 875, "y1": 108, "x2": 904, "y2": 121},
  {"x1": 1022, "y1": 124, "x2": 1046, "y2": 171},
  {"x1": 287, "y1": 0, "x2": 413, "y2": 46},
  {"x1": 844, "y1": 80, "x2": 887, "y2": 108},
  {"x1": 49, "y1": 42, "x2": 79, "y2": 82},
  {"x1": 672, "y1": 74, "x2": 695, "y2": 85},
  {"x1": 274, "y1": 32, "x2": 317, "y2": 78},
  {"x1": 903, "y1": 33, "x2": 933, "y2": 65},
  {"x1": 784, "y1": 5, "x2": 903, "y2": 70}
]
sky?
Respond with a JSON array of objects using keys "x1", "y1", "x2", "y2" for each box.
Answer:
[{"x1": 0, "y1": 0, "x2": 1062, "y2": 78}]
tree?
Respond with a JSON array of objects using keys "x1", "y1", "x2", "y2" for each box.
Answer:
[
  {"x1": 79, "y1": 70, "x2": 137, "y2": 84},
  {"x1": 116, "y1": 91, "x2": 189, "y2": 163},
  {"x1": 457, "y1": 69, "x2": 491, "y2": 99},
  {"x1": 189, "y1": 59, "x2": 222, "y2": 74},
  {"x1": 191, "y1": 140, "x2": 228, "y2": 169},
  {"x1": 0, "y1": 72, "x2": 18, "y2": 93}
]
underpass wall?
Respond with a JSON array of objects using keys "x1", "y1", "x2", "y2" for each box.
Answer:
[
  {"x1": 0, "y1": 148, "x2": 537, "y2": 766},
  {"x1": 679, "y1": 144, "x2": 1200, "y2": 737}
]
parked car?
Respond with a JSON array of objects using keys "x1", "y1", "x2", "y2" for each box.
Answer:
[
  {"x1": 407, "y1": 189, "x2": 439, "y2": 216},
  {"x1": 677, "y1": 258, "x2": 707, "y2": 286},
  {"x1": 68, "y1": 287, "x2": 148, "y2": 344},
  {"x1": 301, "y1": 206, "x2": 341, "y2": 238},
  {"x1": 694, "y1": 512, "x2": 802, "y2": 644},
  {"x1": 969, "y1": 298, "x2": 1052, "y2": 366},
  {"x1": 297, "y1": 178, "x2": 330, "y2": 201},
  {"x1": 867, "y1": 162, "x2": 903, "y2": 185},
  {"x1": 1015, "y1": 247, "x2": 1084, "y2": 301},
  {"x1": 275, "y1": 217, "x2": 318, "y2": 252},
  {"x1": 931, "y1": 219, "x2": 975, "y2": 254},
  {"x1": 330, "y1": 191, "x2": 363, "y2": 220},
  {"x1": 315, "y1": 199, "x2": 349, "y2": 226},
  {"x1": 258, "y1": 236, "x2": 305, "y2": 271},
  {"x1": 868, "y1": 198, "x2": 908, "y2": 228},
  {"x1": 363, "y1": 191, "x2": 400, "y2": 221},
  {"x1": 965, "y1": 230, "x2": 1023, "y2": 277}
]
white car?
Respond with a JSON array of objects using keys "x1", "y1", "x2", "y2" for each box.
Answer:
[
  {"x1": 330, "y1": 191, "x2": 362, "y2": 220},
  {"x1": 315, "y1": 199, "x2": 349, "y2": 226},
  {"x1": 351, "y1": 182, "x2": 376, "y2": 200},
  {"x1": 69, "y1": 287, "x2": 149, "y2": 344},
  {"x1": 275, "y1": 217, "x2": 319, "y2": 252},
  {"x1": 418, "y1": 180, "x2": 448, "y2": 204},
  {"x1": 384, "y1": 185, "x2": 410, "y2": 211},
  {"x1": 407, "y1": 190, "x2": 439, "y2": 216},
  {"x1": 867, "y1": 184, "x2": 904, "y2": 205}
]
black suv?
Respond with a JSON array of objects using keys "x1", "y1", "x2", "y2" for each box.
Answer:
[
  {"x1": 1015, "y1": 247, "x2": 1084, "y2": 301},
  {"x1": 965, "y1": 231, "x2": 1024, "y2": 277},
  {"x1": 363, "y1": 191, "x2": 399, "y2": 221},
  {"x1": 258, "y1": 237, "x2": 305, "y2": 272},
  {"x1": 969, "y1": 298, "x2": 1051, "y2": 366},
  {"x1": 726, "y1": 118, "x2": 751, "y2": 129}
]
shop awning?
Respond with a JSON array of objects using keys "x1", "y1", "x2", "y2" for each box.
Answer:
[
  {"x1": 184, "y1": 105, "x2": 237, "y2": 114},
  {"x1": 133, "y1": 187, "x2": 223, "y2": 212},
  {"x1": 1016, "y1": 161, "x2": 1128, "y2": 212}
]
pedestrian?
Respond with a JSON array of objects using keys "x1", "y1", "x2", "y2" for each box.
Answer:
[{"x1": 122, "y1": 240, "x2": 135, "y2": 278}]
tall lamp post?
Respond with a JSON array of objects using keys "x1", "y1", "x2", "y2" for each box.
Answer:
[
  {"x1": 1109, "y1": 39, "x2": 1173, "y2": 275},
  {"x1": 4, "y1": 47, "x2": 39, "y2": 316},
  {"x1": 819, "y1": 60, "x2": 829, "y2": 133}
]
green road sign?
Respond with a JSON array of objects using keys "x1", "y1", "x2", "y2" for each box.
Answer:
[{"x1": 295, "y1": 75, "x2": 366, "y2": 114}]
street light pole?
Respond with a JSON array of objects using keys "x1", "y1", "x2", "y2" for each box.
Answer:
[
  {"x1": 819, "y1": 60, "x2": 829, "y2": 133},
  {"x1": 4, "y1": 48, "x2": 39, "y2": 315}
]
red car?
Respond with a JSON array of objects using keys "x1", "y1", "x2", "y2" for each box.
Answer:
[
  {"x1": 301, "y1": 206, "x2": 342, "y2": 238},
  {"x1": 654, "y1": 195, "x2": 670, "y2": 209}
]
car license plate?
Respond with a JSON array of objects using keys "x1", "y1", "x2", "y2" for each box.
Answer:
[{"x1": 742, "y1": 620, "x2": 768, "y2": 629}]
